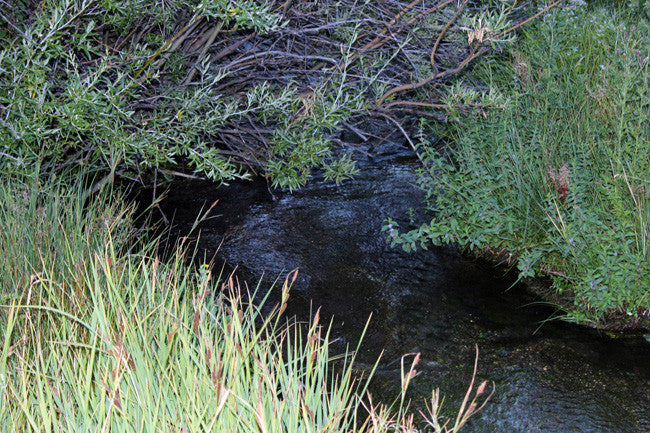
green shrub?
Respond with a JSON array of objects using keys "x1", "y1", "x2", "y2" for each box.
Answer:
[
  {"x1": 388, "y1": 2, "x2": 650, "y2": 326},
  {"x1": 0, "y1": 0, "x2": 363, "y2": 189}
]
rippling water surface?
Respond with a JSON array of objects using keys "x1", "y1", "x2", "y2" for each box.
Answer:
[{"x1": 159, "y1": 149, "x2": 650, "y2": 433}]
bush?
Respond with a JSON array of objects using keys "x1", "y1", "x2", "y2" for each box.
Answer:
[
  {"x1": 0, "y1": 0, "x2": 363, "y2": 189},
  {"x1": 387, "y1": 2, "x2": 650, "y2": 328}
]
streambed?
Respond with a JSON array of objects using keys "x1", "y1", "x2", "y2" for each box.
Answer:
[{"x1": 159, "y1": 143, "x2": 650, "y2": 433}]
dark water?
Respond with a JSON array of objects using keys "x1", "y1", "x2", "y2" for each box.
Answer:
[{"x1": 158, "y1": 148, "x2": 650, "y2": 433}]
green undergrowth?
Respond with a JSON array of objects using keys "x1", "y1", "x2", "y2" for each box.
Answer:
[
  {"x1": 387, "y1": 2, "x2": 650, "y2": 328},
  {"x1": 0, "y1": 173, "x2": 490, "y2": 431}
]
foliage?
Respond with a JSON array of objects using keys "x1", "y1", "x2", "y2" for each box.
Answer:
[
  {"x1": 0, "y1": 0, "x2": 362, "y2": 188},
  {"x1": 0, "y1": 0, "x2": 564, "y2": 190},
  {"x1": 387, "y1": 2, "x2": 650, "y2": 327}
]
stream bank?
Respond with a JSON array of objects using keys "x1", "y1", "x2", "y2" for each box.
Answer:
[{"x1": 156, "y1": 141, "x2": 650, "y2": 433}]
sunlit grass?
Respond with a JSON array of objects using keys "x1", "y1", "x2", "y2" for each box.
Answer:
[{"x1": 0, "y1": 174, "x2": 489, "y2": 432}]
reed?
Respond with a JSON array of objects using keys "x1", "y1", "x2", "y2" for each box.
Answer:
[{"x1": 0, "y1": 174, "x2": 488, "y2": 431}]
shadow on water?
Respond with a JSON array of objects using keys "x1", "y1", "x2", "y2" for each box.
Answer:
[{"x1": 156, "y1": 144, "x2": 650, "y2": 433}]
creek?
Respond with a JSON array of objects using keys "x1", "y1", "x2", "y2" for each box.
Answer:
[{"x1": 158, "y1": 140, "x2": 650, "y2": 433}]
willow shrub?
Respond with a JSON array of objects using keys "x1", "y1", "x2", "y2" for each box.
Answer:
[
  {"x1": 387, "y1": 2, "x2": 650, "y2": 327},
  {"x1": 0, "y1": 0, "x2": 360, "y2": 189}
]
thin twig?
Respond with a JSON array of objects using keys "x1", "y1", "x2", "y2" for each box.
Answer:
[
  {"x1": 430, "y1": 0, "x2": 468, "y2": 68},
  {"x1": 493, "y1": 0, "x2": 564, "y2": 39},
  {"x1": 183, "y1": 21, "x2": 223, "y2": 85}
]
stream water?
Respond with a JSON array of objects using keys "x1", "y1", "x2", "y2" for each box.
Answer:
[{"x1": 158, "y1": 143, "x2": 650, "y2": 432}]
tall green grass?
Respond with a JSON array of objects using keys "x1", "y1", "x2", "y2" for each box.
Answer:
[
  {"x1": 0, "y1": 174, "x2": 489, "y2": 431},
  {"x1": 0, "y1": 172, "x2": 134, "y2": 308},
  {"x1": 388, "y1": 3, "x2": 650, "y2": 328}
]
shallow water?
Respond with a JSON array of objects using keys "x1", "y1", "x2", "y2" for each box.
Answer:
[{"x1": 159, "y1": 148, "x2": 650, "y2": 432}]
